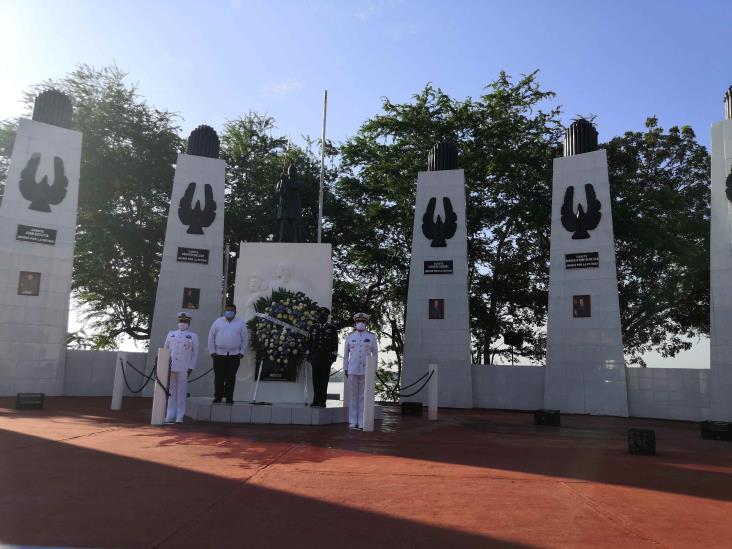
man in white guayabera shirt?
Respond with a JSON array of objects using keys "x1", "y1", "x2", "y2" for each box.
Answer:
[
  {"x1": 208, "y1": 304, "x2": 249, "y2": 404},
  {"x1": 343, "y1": 312, "x2": 378, "y2": 430},
  {"x1": 164, "y1": 312, "x2": 200, "y2": 424}
]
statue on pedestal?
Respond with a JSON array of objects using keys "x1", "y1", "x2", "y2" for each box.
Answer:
[{"x1": 277, "y1": 163, "x2": 303, "y2": 242}]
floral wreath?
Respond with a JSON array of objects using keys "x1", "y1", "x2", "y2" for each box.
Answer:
[{"x1": 246, "y1": 288, "x2": 321, "y2": 380}]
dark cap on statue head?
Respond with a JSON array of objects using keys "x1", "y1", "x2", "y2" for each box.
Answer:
[
  {"x1": 32, "y1": 89, "x2": 73, "y2": 129},
  {"x1": 564, "y1": 118, "x2": 598, "y2": 157},
  {"x1": 187, "y1": 125, "x2": 220, "y2": 159},
  {"x1": 427, "y1": 141, "x2": 458, "y2": 171},
  {"x1": 724, "y1": 86, "x2": 732, "y2": 121}
]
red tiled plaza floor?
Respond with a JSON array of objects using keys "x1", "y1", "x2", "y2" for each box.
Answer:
[{"x1": 0, "y1": 397, "x2": 730, "y2": 548}]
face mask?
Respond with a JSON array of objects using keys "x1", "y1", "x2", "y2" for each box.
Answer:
[
  {"x1": 224, "y1": 311, "x2": 236, "y2": 320},
  {"x1": 178, "y1": 322, "x2": 189, "y2": 331},
  {"x1": 356, "y1": 322, "x2": 366, "y2": 331}
]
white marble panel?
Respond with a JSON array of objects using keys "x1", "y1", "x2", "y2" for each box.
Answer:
[
  {"x1": 232, "y1": 242, "x2": 333, "y2": 404},
  {"x1": 0, "y1": 119, "x2": 82, "y2": 395},
  {"x1": 544, "y1": 150, "x2": 628, "y2": 416},
  {"x1": 710, "y1": 119, "x2": 732, "y2": 420},
  {"x1": 147, "y1": 153, "x2": 226, "y2": 398},
  {"x1": 403, "y1": 169, "x2": 472, "y2": 408}
]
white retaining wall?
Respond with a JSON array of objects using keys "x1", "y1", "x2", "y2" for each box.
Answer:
[
  {"x1": 626, "y1": 367, "x2": 710, "y2": 421},
  {"x1": 472, "y1": 365, "x2": 545, "y2": 410},
  {"x1": 63, "y1": 350, "x2": 147, "y2": 397}
]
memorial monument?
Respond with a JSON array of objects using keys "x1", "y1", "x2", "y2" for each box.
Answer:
[
  {"x1": 0, "y1": 90, "x2": 83, "y2": 395},
  {"x1": 402, "y1": 142, "x2": 472, "y2": 408},
  {"x1": 146, "y1": 125, "x2": 225, "y2": 397},
  {"x1": 232, "y1": 162, "x2": 333, "y2": 404},
  {"x1": 709, "y1": 86, "x2": 732, "y2": 421},
  {"x1": 544, "y1": 119, "x2": 628, "y2": 416}
]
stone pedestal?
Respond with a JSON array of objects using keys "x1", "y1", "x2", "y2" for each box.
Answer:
[
  {"x1": 710, "y1": 117, "x2": 732, "y2": 421},
  {"x1": 402, "y1": 166, "x2": 472, "y2": 408},
  {"x1": 0, "y1": 116, "x2": 82, "y2": 395},
  {"x1": 232, "y1": 242, "x2": 333, "y2": 404},
  {"x1": 147, "y1": 137, "x2": 226, "y2": 397},
  {"x1": 544, "y1": 148, "x2": 628, "y2": 416}
]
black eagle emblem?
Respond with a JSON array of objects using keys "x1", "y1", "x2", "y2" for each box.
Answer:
[
  {"x1": 725, "y1": 166, "x2": 732, "y2": 203},
  {"x1": 422, "y1": 197, "x2": 458, "y2": 247},
  {"x1": 19, "y1": 153, "x2": 68, "y2": 212},
  {"x1": 178, "y1": 182, "x2": 217, "y2": 234},
  {"x1": 560, "y1": 184, "x2": 601, "y2": 239}
]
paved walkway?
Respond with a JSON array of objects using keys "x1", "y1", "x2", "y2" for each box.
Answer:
[{"x1": 1, "y1": 397, "x2": 730, "y2": 548}]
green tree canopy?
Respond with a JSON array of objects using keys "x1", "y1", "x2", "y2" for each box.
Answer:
[{"x1": 607, "y1": 117, "x2": 710, "y2": 366}]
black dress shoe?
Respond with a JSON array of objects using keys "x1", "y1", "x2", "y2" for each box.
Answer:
[
  {"x1": 213, "y1": 398, "x2": 222, "y2": 404},
  {"x1": 224, "y1": 398, "x2": 234, "y2": 405}
]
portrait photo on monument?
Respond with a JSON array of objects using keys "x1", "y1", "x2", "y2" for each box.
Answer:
[
  {"x1": 428, "y1": 298, "x2": 445, "y2": 319},
  {"x1": 573, "y1": 295, "x2": 591, "y2": 318},
  {"x1": 182, "y1": 287, "x2": 200, "y2": 309},
  {"x1": 17, "y1": 271, "x2": 41, "y2": 296}
]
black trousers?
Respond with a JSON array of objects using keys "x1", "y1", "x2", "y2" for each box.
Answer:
[
  {"x1": 311, "y1": 360, "x2": 333, "y2": 406},
  {"x1": 213, "y1": 354, "x2": 240, "y2": 401}
]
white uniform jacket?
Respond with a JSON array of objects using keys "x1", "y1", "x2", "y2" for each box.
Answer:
[
  {"x1": 207, "y1": 317, "x2": 249, "y2": 356},
  {"x1": 164, "y1": 330, "x2": 200, "y2": 372},
  {"x1": 343, "y1": 330, "x2": 378, "y2": 376}
]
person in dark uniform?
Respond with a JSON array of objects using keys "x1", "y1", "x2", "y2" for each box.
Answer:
[{"x1": 306, "y1": 306, "x2": 339, "y2": 407}]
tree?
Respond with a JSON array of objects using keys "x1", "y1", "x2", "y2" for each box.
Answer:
[
  {"x1": 332, "y1": 72, "x2": 563, "y2": 399},
  {"x1": 17, "y1": 65, "x2": 183, "y2": 347},
  {"x1": 606, "y1": 118, "x2": 710, "y2": 366}
]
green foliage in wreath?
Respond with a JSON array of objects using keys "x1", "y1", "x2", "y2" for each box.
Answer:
[{"x1": 246, "y1": 288, "x2": 321, "y2": 377}]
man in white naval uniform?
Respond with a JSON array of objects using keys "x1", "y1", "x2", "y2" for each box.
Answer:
[
  {"x1": 164, "y1": 312, "x2": 200, "y2": 424},
  {"x1": 343, "y1": 312, "x2": 378, "y2": 430}
]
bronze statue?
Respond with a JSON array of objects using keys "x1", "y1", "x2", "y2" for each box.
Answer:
[{"x1": 277, "y1": 163, "x2": 303, "y2": 242}]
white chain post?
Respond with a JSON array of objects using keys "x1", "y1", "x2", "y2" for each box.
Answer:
[
  {"x1": 363, "y1": 353, "x2": 377, "y2": 432},
  {"x1": 151, "y1": 347, "x2": 171, "y2": 425},
  {"x1": 428, "y1": 363, "x2": 438, "y2": 420},
  {"x1": 111, "y1": 351, "x2": 127, "y2": 410}
]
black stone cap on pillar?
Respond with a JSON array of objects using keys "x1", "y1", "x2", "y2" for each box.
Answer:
[
  {"x1": 32, "y1": 89, "x2": 73, "y2": 129},
  {"x1": 187, "y1": 125, "x2": 220, "y2": 159},
  {"x1": 724, "y1": 86, "x2": 732, "y2": 121},
  {"x1": 564, "y1": 119, "x2": 598, "y2": 157},
  {"x1": 427, "y1": 141, "x2": 458, "y2": 171}
]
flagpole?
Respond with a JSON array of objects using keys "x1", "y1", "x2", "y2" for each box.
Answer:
[{"x1": 317, "y1": 90, "x2": 328, "y2": 243}]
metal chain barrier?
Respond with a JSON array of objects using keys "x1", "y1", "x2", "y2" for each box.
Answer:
[
  {"x1": 188, "y1": 367, "x2": 213, "y2": 383},
  {"x1": 119, "y1": 357, "x2": 170, "y2": 397},
  {"x1": 397, "y1": 370, "x2": 435, "y2": 398}
]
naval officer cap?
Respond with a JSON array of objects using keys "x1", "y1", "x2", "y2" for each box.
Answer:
[
  {"x1": 177, "y1": 312, "x2": 192, "y2": 322},
  {"x1": 353, "y1": 312, "x2": 370, "y2": 322},
  {"x1": 317, "y1": 306, "x2": 331, "y2": 315}
]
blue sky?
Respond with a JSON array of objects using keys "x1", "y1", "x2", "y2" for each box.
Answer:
[
  {"x1": 2, "y1": 0, "x2": 729, "y2": 361},
  {"x1": 1, "y1": 0, "x2": 730, "y2": 148}
]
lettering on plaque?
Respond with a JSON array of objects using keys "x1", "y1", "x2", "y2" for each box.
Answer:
[
  {"x1": 16, "y1": 224, "x2": 57, "y2": 246},
  {"x1": 424, "y1": 260, "x2": 454, "y2": 274},
  {"x1": 176, "y1": 247, "x2": 209, "y2": 265},
  {"x1": 572, "y1": 295, "x2": 591, "y2": 318},
  {"x1": 565, "y1": 252, "x2": 599, "y2": 269}
]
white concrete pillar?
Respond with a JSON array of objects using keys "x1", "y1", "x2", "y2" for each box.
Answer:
[
  {"x1": 710, "y1": 88, "x2": 732, "y2": 421},
  {"x1": 151, "y1": 347, "x2": 170, "y2": 425},
  {"x1": 545, "y1": 121, "x2": 628, "y2": 417},
  {"x1": 402, "y1": 143, "x2": 472, "y2": 408},
  {"x1": 428, "y1": 363, "x2": 438, "y2": 420},
  {"x1": 362, "y1": 354, "x2": 376, "y2": 432},
  {"x1": 110, "y1": 351, "x2": 127, "y2": 410},
  {"x1": 0, "y1": 91, "x2": 82, "y2": 396},
  {"x1": 147, "y1": 126, "x2": 225, "y2": 398}
]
